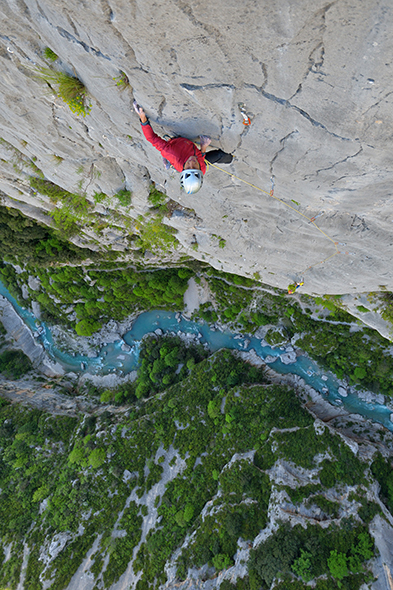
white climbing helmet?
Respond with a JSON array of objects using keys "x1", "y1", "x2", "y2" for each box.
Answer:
[{"x1": 180, "y1": 169, "x2": 203, "y2": 194}]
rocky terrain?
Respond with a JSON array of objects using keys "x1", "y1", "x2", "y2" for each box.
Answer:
[
  {"x1": 1, "y1": 3, "x2": 393, "y2": 590},
  {"x1": 0, "y1": 348, "x2": 392, "y2": 590},
  {"x1": 0, "y1": 0, "x2": 393, "y2": 297}
]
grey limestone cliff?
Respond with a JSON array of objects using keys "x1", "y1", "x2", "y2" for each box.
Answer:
[{"x1": 0, "y1": 0, "x2": 393, "y2": 295}]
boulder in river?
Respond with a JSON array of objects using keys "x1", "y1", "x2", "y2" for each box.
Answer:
[
  {"x1": 338, "y1": 386, "x2": 348, "y2": 397},
  {"x1": 280, "y1": 351, "x2": 297, "y2": 365},
  {"x1": 264, "y1": 355, "x2": 278, "y2": 364}
]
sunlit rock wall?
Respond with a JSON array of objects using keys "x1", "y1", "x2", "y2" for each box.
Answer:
[{"x1": 1, "y1": 0, "x2": 393, "y2": 294}]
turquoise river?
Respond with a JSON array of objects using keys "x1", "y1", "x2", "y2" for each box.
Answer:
[{"x1": 0, "y1": 280, "x2": 392, "y2": 431}]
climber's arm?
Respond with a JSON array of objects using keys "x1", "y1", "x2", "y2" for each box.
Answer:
[
  {"x1": 140, "y1": 122, "x2": 168, "y2": 152},
  {"x1": 133, "y1": 100, "x2": 167, "y2": 152}
]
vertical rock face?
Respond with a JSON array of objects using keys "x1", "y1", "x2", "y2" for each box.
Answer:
[{"x1": 0, "y1": 0, "x2": 392, "y2": 294}]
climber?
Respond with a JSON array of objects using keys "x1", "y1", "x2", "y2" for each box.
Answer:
[
  {"x1": 288, "y1": 281, "x2": 304, "y2": 295},
  {"x1": 133, "y1": 101, "x2": 233, "y2": 194}
]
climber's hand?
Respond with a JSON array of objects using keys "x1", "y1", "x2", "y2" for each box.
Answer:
[
  {"x1": 199, "y1": 135, "x2": 211, "y2": 151},
  {"x1": 133, "y1": 100, "x2": 147, "y2": 123}
]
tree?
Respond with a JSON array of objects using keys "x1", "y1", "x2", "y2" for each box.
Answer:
[
  {"x1": 184, "y1": 504, "x2": 194, "y2": 522},
  {"x1": 292, "y1": 549, "x2": 312, "y2": 582},
  {"x1": 225, "y1": 512, "x2": 242, "y2": 538},
  {"x1": 68, "y1": 446, "x2": 85, "y2": 465},
  {"x1": 100, "y1": 390, "x2": 113, "y2": 403},
  {"x1": 349, "y1": 531, "x2": 374, "y2": 572},
  {"x1": 208, "y1": 398, "x2": 221, "y2": 420},
  {"x1": 327, "y1": 550, "x2": 348, "y2": 587},
  {"x1": 88, "y1": 448, "x2": 106, "y2": 469},
  {"x1": 75, "y1": 319, "x2": 102, "y2": 336},
  {"x1": 164, "y1": 348, "x2": 180, "y2": 368},
  {"x1": 212, "y1": 553, "x2": 232, "y2": 571},
  {"x1": 353, "y1": 367, "x2": 367, "y2": 380}
]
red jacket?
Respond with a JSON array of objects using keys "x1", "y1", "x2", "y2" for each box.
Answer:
[{"x1": 141, "y1": 122, "x2": 207, "y2": 174}]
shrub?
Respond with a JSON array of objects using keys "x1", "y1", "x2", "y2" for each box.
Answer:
[
  {"x1": 212, "y1": 553, "x2": 233, "y2": 570},
  {"x1": 292, "y1": 549, "x2": 313, "y2": 582},
  {"x1": 43, "y1": 47, "x2": 59, "y2": 61},
  {"x1": 0, "y1": 350, "x2": 32, "y2": 379},
  {"x1": 35, "y1": 67, "x2": 91, "y2": 116},
  {"x1": 184, "y1": 504, "x2": 194, "y2": 522},
  {"x1": 100, "y1": 390, "x2": 114, "y2": 403},
  {"x1": 88, "y1": 448, "x2": 106, "y2": 468},
  {"x1": 116, "y1": 189, "x2": 132, "y2": 207},
  {"x1": 75, "y1": 319, "x2": 102, "y2": 336},
  {"x1": 68, "y1": 446, "x2": 85, "y2": 465},
  {"x1": 327, "y1": 550, "x2": 348, "y2": 585},
  {"x1": 113, "y1": 71, "x2": 129, "y2": 89},
  {"x1": 148, "y1": 185, "x2": 166, "y2": 207}
]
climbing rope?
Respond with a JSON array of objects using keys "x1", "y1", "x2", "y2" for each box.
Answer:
[{"x1": 207, "y1": 161, "x2": 341, "y2": 291}]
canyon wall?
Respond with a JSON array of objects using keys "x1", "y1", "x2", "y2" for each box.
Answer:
[{"x1": 1, "y1": 0, "x2": 393, "y2": 294}]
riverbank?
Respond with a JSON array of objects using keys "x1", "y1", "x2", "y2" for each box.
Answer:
[
  {"x1": 238, "y1": 349, "x2": 393, "y2": 452},
  {"x1": 0, "y1": 294, "x2": 65, "y2": 377},
  {"x1": 1, "y1": 276, "x2": 393, "y2": 432}
]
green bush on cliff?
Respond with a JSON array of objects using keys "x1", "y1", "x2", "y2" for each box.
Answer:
[
  {"x1": 43, "y1": 47, "x2": 58, "y2": 61},
  {"x1": 115, "y1": 188, "x2": 132, "y2": 207},
  {"x1": 135, "y1": 213, "x2": 178, "y2": 253},
  {"x1": 30, "y1": 178, "x2": 92, "y2": 237},
  {"x1": 35, "y1": 67, "x2": 91, "y2": 116}
]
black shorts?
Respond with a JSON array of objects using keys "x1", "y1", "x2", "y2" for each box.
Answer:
[{"x1": 205, "y1": 149, "x2": 233, "y2": 164}]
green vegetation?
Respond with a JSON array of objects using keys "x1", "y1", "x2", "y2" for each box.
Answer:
[
  {"x1": 380, "y1": 291, "x2": 393, "y2": 326},
  {"x1": 212, "y1": 234, "x2": 226, "y2": 248},
  {"x1": 249, "y1": 522, "x2": 374, "y2": 590},
  {"x1": 272, "y1": 426, "x2": 367, "y2": 486},
  {"x1": 191, "y1": 271, "x2": 393, "y2": 396},
  {"x1": 135, "y1": 213, "x2": 178, "y2": 253},
  {"x1": 0, "y1": 345, "x2": 384, "y2": 590},
  {"x1": 43, "y1": 47, "x2": 59, "y2": 61},
  {"x1": 134, "y1": 334, "x2": 208, "y2": 398},
  {"x1": 35, "y1": 66, "x2": 91, "y2": 116},
  {"x1": 148, "y1": 184, "x2": 167, "y2": 207},
  {"x1": 113, "y1": 71, "x2": 130, "y2": 90},
  {"x1": 30, "y1": 177, "x2": 92, "y2": 237},
  {"x1": 27, "y1": 265, "x2": 192, "y2": 331},
  {"x1": 0, "y1": 205, "x2": 99, "y2": 266},
  {"x1": 0, "y1": 137, "x2": 44, "y2": 178},
  {"x1": 370, "y1": 452, "x2": 393, "y2": 514},
  {"x1": 0, "y1": 199, "x2": 194, "y2": 333},
  {"x1": 1, "y1": 204, "x2": 393, "y2": 393},
  {"x1": 0, "y1": 350, "x2": 32, "y2": 379},
  {"x1": 115, "y1": 188, "x2": 132, "y2": 207},
  {"x1": 129, "y1": 184, "x2": 180, "y2": 253}
]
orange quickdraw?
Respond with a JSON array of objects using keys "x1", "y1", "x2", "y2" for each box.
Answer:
[{"x1": 239, "y1": 103, "x2": 251, "y2": 126}]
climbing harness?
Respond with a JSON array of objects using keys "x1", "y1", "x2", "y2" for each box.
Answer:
[
  {"x1": 238, "y1": 103, "x2": 252, "y2": 126},
  {"x1": 207, "y1": 161, "x2": 341, "y2": 292}
]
